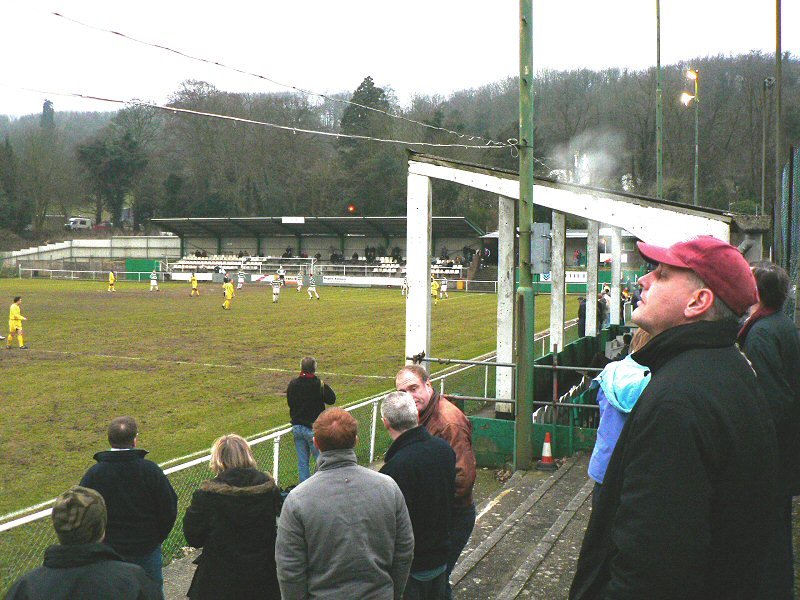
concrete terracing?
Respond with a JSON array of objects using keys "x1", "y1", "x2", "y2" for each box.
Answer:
[
  {"x1": 163, "y1": 456, "x2": 594, "y2": 600},
  {"x1": 452, "y1": 454, "x2": 592, "y2": 599}
]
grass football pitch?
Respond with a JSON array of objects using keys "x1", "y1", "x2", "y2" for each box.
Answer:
[{"x1": 0, "y1": 278, "x2": 577, "y2": 515}]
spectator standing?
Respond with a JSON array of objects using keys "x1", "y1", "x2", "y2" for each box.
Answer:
[
  {"x1": 600, "y1": 286, "x2": 611, "y2": 328},
  {"x1": 183, "y1": 434, "x2": 281, "y2": 600},
  {"x1": 80, "y1": 417, "x2": 178, "y2": 595},
  {"x1": 276, "y1": 408, "x2": 414, "y2": 599},
  {"x1": 395, "y1": 365, "x2": 477, "y2": 598},
  {"x1": 5, "y1": 486, "x2": 160, "y2": 600},
  {"x1": 380, "y1": 391, "x2": 456, "y2": 600},
  {"x1": 570, "y1": 237, "x2": 778, "y2": 600},
  {"x1": 738, "y1": 261, "x2": 800, "y2": 600},
  {"x1": 578, "y1": 296, "x2": 587, "y2": 337},
  {"x1": 286, "y1": 357, "x2": 336, "y2": 482}
]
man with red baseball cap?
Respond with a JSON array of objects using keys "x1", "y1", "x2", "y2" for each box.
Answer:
[{"x1": 570, "y1": 235, "x2": 779, "y2": 600}]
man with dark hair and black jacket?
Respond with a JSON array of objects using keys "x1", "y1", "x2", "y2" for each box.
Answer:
[
  {"x1": 6, "y1": 486, "x2": 160, "y2": 599},
  {"x1": 738, "y1": 261, "x2": 800, "y2": 600},
  {"x1": 80, "y1": 416, "x2": 178, "y2": 597},
  {"x1": 570, "y1": 236, "x2": 779, "y2": 600},
  {"x1": 380, "y1": 391, "x2": 456, "y2": 600},
  {"x1": 286, "y1": 356, "x2": 336, "y2": 482}
]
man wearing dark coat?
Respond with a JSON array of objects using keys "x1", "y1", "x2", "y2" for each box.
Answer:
[
  {"x1": 80, "y1": 416, "x2": 178, "y2": 594},
  {"x1": 570, "y1": 236, "x2": 779, "y2": 600},
  {"x1": 380, "y1": 391, "x2": 456, "y2": 599},
  {"x1": 738, "y1": 261, "x2": 800, "y2": 600},
  {"x1": 6, "y1": 486, "x2": 160, "y2": 600},
  {"x1": 286, "y1": 356, "x2": 336, "y2": 482},
  {"x1": 578, "y1": 296, "x2": 587, "y2": 337}
]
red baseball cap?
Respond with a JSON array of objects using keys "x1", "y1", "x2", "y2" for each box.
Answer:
[{"x1": 637, "y1": 236, "x2": 758, "y2": 316}]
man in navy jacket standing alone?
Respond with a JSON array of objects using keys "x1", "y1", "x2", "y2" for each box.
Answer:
[{"x1": 80, "y1": 416, "x2": 177, "y2": 597}]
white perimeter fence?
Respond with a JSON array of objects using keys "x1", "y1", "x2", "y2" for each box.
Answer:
[
  {"x1": 0, "y1": 330, "x2": 576, "y2": 593},
  {"x1": 18, "y1": 268, "x2": 500, "y2": 293}
]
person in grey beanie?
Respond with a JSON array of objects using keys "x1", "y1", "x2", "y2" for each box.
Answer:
[{"x1": 6, "y1": 485, "x2": 160, "y2": 599}]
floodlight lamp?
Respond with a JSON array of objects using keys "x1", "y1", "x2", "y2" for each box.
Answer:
[
  {"x1": 686, "y1": 69, "x2": 698, "y2": 80},
  {"x1": 680, "y1": 92, "x2": 695, "y2": 106}
]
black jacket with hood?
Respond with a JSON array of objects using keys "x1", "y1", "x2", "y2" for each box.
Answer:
[{"x1": 183, "y1": 467, "x2": 281, "y2": 600}]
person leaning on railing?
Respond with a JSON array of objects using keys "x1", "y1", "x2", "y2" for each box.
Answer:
[{"x1": 182, "y1": 434, "x2": 281, "y2": 600}]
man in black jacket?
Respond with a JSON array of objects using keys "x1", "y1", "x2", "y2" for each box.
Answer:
[
  {"x1": 6, "y1": 486, "x2": 160, "y2": 599},
  {"x1": 80, "y1": 417, "x2": 177, "y2": 596},
  {"x1": 738, "y1": 261, "x2": 800, "y2": 600},
  {"x1": 286, "y1": 356, "x2": 336, "y2": 482},
  {"x1": 570, "y1": 236, "x2": 779, "y2": 600},
  {"x1": 379, "y1": 391, "x2": 456, "y2": 600}
]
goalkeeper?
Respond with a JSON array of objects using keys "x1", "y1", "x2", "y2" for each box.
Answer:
[{"x1": 7, "y1": 296, "x2": 28, "y2": 349}]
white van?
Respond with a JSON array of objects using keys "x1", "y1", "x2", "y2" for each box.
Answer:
[{"x1": 64, "y1": 217, "x2": 92, "y2": 230}]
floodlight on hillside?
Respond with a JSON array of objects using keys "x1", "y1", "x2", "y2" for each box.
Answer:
[{"x1": 682, "y1": 69, "x2": 700, "y2": 205}]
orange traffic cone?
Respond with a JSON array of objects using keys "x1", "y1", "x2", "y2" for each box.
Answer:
[{"x1": 536, "y1": 431, "x2": 558, "y2": 471}]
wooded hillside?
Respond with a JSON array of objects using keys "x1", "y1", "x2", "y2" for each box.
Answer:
[{"x1": 0, "y1": 52, "x2": 797, "y2": 235}]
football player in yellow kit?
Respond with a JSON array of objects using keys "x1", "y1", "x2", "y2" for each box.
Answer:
[
  {"x1": 430, "y1": 276, "x2": 440, "y2": 306},
  {"x1": 7, "y1": 296, "x2": 28, "y2": 349},
  {"x1": 222, "y1": 279, "x2": 234, "y2": 310}
]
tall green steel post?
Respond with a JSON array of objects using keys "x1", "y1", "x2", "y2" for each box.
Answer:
[
  {"x1": 775, "y1": 0, "x2": 782, "y2": 224},
  {"x1": 692, "y1": 72, "x2": 700, "y2": 206},
  {"x1": 656, "y1": 0, "x2": 663, "y2": 198},
  {"x1": 515, "y1": 0, "x2": 536, "y2": 470}
]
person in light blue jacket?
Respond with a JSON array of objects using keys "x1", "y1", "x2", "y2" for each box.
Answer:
[{"x1": 588, "y1": 329, "x2": 651, "y2": 495}]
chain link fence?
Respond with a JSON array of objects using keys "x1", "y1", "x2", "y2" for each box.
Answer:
[{"x1": 0, "y1": 350, "x2": 508, "y2": 595}]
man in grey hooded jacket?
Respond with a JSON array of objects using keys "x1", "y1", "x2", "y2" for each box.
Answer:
[{"x1": 276, "y1": 407, "x2": 414, "y2": 599}]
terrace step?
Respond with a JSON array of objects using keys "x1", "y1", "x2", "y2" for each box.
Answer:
[{"x1": 452, "y1": 454, "x2": 591, "y2": 600}]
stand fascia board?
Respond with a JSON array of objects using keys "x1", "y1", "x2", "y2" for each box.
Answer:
[{"x1": 408, "y1": 161, "x2": 731, "y2": 245}]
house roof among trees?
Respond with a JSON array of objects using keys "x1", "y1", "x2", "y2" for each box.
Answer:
[{"x1": 151, "y1": 216, "x2": 485, "y2": 239}]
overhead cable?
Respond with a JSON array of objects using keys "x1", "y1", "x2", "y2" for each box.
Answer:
[
  {"x1": 51, "y1": 11, "x2": 512, "y2": 148},
  {"x1": 9, "y1": 85, "x2": 509, "y2": 150}
]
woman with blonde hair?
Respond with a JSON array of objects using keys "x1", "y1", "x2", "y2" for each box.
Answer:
[{"x1": 183, "y1": 434, "x2": 281, "y2": 599}]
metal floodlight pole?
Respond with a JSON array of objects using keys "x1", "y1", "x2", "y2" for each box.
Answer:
[
  {"x1": 761, "y1": 77, "x2": 775, "y2": 215},
  {"x1": 775, "y1": 0, "x2": 782, "y2": 229},
  {"x1": 515, "y1": 0, "x2": 536, "y2": 470},
  {"x1": 656, "y1": 0, "x2": 664, "y2": 199}
]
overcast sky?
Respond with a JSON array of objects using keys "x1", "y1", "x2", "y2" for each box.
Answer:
[{"x1": 1, "y1": 1, "x2": 797, "y2": 117}]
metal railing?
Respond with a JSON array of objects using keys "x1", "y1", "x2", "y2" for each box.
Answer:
[
  {"x1": 19, "y1": 268, "x2": 169, "y2": 282},
  {"x1": 0, "y1": 320, "x2": 583, "y2": 592}
]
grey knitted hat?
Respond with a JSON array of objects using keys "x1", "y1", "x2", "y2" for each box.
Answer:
[{"x1": 51, "y1": 486, "x2": 107, "y2": 545}]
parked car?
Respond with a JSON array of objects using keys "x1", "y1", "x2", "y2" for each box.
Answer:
[
  {"x1": 64, "y1": 217, "x2": 92, "y2": 230},
  {"x1": 93, "y1": 221, "x2": 114, "y2": 230}
]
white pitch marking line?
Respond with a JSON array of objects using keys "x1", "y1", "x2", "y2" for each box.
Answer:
[{"x1": 39, "y1": 350, "x2": 393, "y2": 380}]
